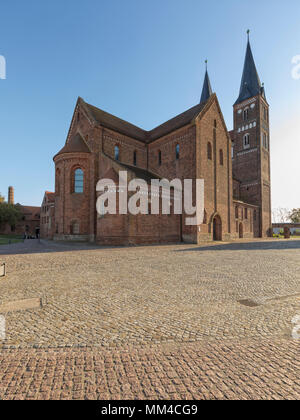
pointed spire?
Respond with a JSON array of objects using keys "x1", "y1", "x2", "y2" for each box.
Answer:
[
  {"x1": 235, "y1": 31, "x2": 264, "y2": 105},
  {"x1": 200, "y1": 60, "x2": 213, "y2": 104}
]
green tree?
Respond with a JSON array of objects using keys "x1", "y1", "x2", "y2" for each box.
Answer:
[
  {"x1": 289, "y1": 208, "x2": 300, "y2": 223},
  {"x1": 0, "y1": 202, "x2": 22, "y2": 228}
]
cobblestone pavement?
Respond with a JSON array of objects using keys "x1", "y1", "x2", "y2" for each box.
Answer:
[
  {"x1": 0, "y1": 239, "x2": 299, "y2": 399},
  {"x1": 0, "y1": 339, "x2": 299, "y2": 400}
]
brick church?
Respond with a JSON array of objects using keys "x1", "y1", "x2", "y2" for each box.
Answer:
[{"x1": 42, "y1": 36, "x2": 272, "y2": 245}]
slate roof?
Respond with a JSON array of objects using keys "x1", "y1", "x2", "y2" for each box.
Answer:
[
  {"x1": 82, "y1": 98, "x2": 208, "y2": 144},
  {"x1": 200, "y1": 70, "x2": 213, "y2": 104},
  {"x1": 235, "y1": 40, "x2": 264, "y2": 105},
  {"x1": 54, "y1": 133, "x2": 91, "y2": 159}
]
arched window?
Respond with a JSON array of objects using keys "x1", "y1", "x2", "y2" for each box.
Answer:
[
  {"x1": 176, "y1": 144, "x2": 180, "y2": 160},
  {"x1": 158, "y1": 150, "x2": 162, "y2": 166},
  {"x1": 133, "y1": 151, "x2": 137, "y2": 166},
  {"x1": 114, "y1": 146, "x2": 119, "y2": 161},
  {"x1": 219, "y1": 149, "x2": 224, "y2": 166},
  {"x1": 74, "y1": 168, "x2": 84, "y2": 193},
  {"x1": 207, "y1": 142, "x2": 212, "y2": 160}
]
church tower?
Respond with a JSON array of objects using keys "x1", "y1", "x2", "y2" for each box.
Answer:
[{"x1": 232, "y1": 32, "x2": 272, "y2": 237}]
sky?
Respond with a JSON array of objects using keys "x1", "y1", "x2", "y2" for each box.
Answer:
[{"x1": 0, "y1": 0, "x2": 299, "y2": 210}]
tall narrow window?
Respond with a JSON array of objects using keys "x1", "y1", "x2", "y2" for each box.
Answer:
[
  {"x1": 235, "y1": 206, "x2": 239, "y2": 219},
  {"x1": 176, "y1": 144, "x2": 180, "y2": 160},
  {"x1": 114, "y1": 146, "x2": 119, "y2": 161},
  {"x1": 133, "y1": 151, "x2": 137, "y2": 166},
  {"x1": 158, "y1": 150, "x2": 162, "y2": 166},
  {"x1": 245, "y1": 208, "x2": 248, "y2": 219},
  {"x1": 243, "y1": 108, "x2": 249, "y2": 121},
  {"x1": 56, "y1": 168, "x2": 61, "y2": 195},
  {"x1": 207, "y1": 142, "x2": 212, "y2": 160},
  {"x1": 254, "y1": 210, "x2": 257, "y2": 221},
  {"x1": 219, "y1": 149, "x2": 224, "y2": 166},
  {"x1": 243, "y1": 134, "x2": 250, "y2": 149},
  {"x1": 74, "y1": 168, "x2": 84, "y2": 193}
]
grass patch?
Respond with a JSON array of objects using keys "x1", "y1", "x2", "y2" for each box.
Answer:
[{"x1": 0, "y1": 235, "x2": 23, "y2": 245}]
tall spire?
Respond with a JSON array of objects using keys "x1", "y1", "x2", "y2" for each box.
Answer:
[
  {"x1": 200, "y1": 60, "x2": 213, "y2": 104},
  {"x1": 235, "y1": 31, "x2": 264, "y2": 105}
]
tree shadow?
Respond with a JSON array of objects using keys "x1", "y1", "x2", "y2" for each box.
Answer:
[{"x1": 175, "y1": 239, "x2": 300, "y2": 253}]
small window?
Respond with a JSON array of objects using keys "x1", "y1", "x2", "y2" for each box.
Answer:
[
  {"x1": 133, "y1": 151, "x2": 137, "y2": 166},
  {"x1": 207, "y1": 142, "x2": 212, "y2": 160},
  {"x1": 158, "y1": 150, "x2": 162, "y2": 166},
  {"x1": 262, "y1": 132, "x2": 268, "y2": 150},
  {"x1": 245, "y1": 208, "x2": 248, "y2": 219},
  {"x1": 219, "y1": 149, "x2": 224, "y2": 166},
  {"x1": 243, "y1": 108, "x2": 249, "y2": 121},
  {"x1": 264, "y1": 107, "x2": 268, "y2": 121},
  {"x1": 243, "y1": 134, "x2": 250, "y2": 149},
  {"x1": 74, "y1": 168, "x2": 84, "y2": 193},
  {"x1": 114, "y1": 146, "x2": 120, "y2": 161},
  {"x1": 176, "y1": 144, "x2": 180, "y2": 160}
]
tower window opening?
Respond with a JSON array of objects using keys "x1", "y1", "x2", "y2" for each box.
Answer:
[{"x1": 243, "y1": 134, "x2": 250, "y2": 149}]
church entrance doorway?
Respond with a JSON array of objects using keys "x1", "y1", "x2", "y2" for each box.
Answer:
[
  {"x1": 213, "y1": 215, "x2": 222, "y2": 241},
  {"x1": 239, "y1": 223, "x2": 244, "y2": 239}
]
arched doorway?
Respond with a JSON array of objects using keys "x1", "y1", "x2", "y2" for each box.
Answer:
[
  {"x1": 239, "y1": 223, "x2": 244, "y2": 239},
  {"x1": 213, "y1": 215, "x2": 222, "y2": 241}
]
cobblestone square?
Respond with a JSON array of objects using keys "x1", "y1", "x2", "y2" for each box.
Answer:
[{"x1": 0, "y1": 239, "x2": 299, "y2": 399}]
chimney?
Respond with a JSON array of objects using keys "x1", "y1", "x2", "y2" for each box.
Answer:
[{"x1": 8, "y1": 186, "x2": 14, "y2": 205}]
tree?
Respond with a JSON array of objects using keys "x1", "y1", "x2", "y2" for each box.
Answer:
[
  {"x1": 0, "y1": 193, "x2": 4, "y2": 203},
  {"x1": 0, "y1": 202, "x2": 22, "y2": 228},
  {"x1": 289, "y1": 208, "x2": 300, "y2": 223},
  {"x1": 272, "y1": 207, "x2": 290, "y2": 223}
]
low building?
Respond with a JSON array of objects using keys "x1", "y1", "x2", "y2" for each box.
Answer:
[
  {"x1": 0, "y1": 205, "x2": 41, "y2": 237},
  {"x1": 272, "y1": 223, "x2": 300, "y2": 235},
  {"x1": 40, "y1": 191, "x2": 55, "y2": 239}
]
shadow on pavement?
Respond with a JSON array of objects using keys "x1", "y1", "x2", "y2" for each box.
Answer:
[{"x1": 175, "y1": 239, "x2": 300, "y2": 252}]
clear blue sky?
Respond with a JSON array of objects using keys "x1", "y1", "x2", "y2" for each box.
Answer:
[{"x1": 0, "y1": 0, "x2": 299, "y2": 209}]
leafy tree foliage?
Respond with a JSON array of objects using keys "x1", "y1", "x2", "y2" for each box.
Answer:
[
  {"x1": 289, "y1": 208, "x2": 300, "y2": 223},
  {"x1": 0, "y1": 202, "x2": 22, "y2": 228}
]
